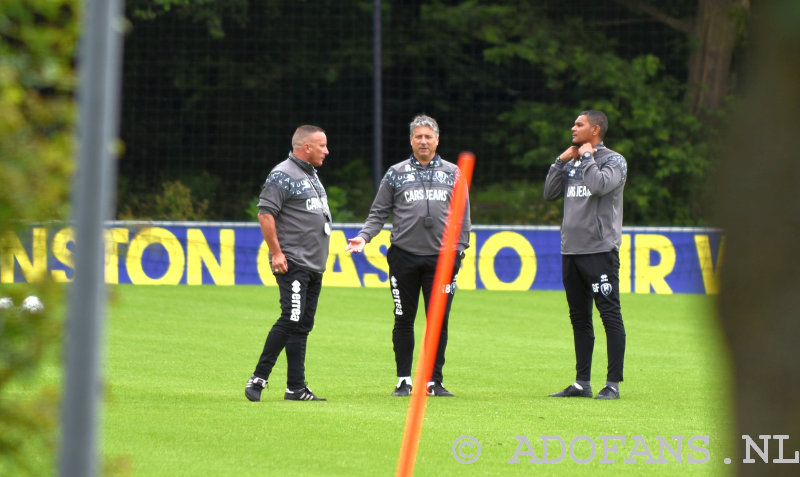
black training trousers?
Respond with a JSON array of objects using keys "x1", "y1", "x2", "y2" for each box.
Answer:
[
  {"x1": 253, "y1": 262, "x2": 323, "y2": 389},
  {"x1": 387, "y1": 246, "x2": 461, "y2": 383},
  {"x1": 562, "y1": 250, "x2": 626, "y2": 383}
]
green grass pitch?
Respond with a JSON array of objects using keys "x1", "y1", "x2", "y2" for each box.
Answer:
[{"x1": 92, "y1": 285, "x2": 733, "y2": 476}]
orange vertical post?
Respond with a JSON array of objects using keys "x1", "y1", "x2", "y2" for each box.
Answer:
[{"x1": 395, "y1": 152, "x2": 475, "y2": 477}]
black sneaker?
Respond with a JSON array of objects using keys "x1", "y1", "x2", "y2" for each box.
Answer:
[
  {"x1": 426, "y1": 381, "x2": 454, "y2": 397},
  {"x1": 594, "y1": 385, "x2": 620, "y2": 400},
  {"x1": 245, "y1": 375, "x2": 268, "y2": 402},
  {"x1": 284, "y1": 386, "x2": 326, "y2": 401},
  {"x1": 549, "y1": 383, "x2": 592, "y2": 398},
  {"x1": 392, "y1": 381, "x2": 412, "y2": 396}
]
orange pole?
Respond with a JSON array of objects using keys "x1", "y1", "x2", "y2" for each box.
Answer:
[{"x1": 395, "y1": 152, "x2": 475, "y2": 477}]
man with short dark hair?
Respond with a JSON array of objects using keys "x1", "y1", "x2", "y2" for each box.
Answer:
[
  {"x1": 245, "y1": 125, "x2": 332, "y2": 402},
  {"x1": 544, "y1": 110, "x2": 628, "y2": 400}
]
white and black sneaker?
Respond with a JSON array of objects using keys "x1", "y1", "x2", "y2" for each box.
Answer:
[
  {"x1": 426, "y1": 381, "x2": 454, "y2": 397},
  {"x1": 392, "y1": 381, "x2": 412, "y2": 396},
  {"x1": 245, "y1": 375, "x2": 268, "y2": 402},
  {"x1": 549, "y1": 383, "x2": 592, "y2": 398},
  {"x1": 284, "y1": 386, "x2": 326, "y2": 401},
  {"x1": 594, "y1": 385, "x2": 620, "y2": 400}
]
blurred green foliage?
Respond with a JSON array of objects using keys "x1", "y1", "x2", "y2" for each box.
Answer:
[
  {"x1": 115, "y1": 0, "x2": 738, "y2": 225},
  {"x1": 471, "y1": 181, "x2": 563, "y2": 226},
  {"x1": 117, "y1": 172, "x2": 216, "y2": 220},
  {"x1": 417, "y1": 1, "x2": 723, "y2": 225},
  {"x1": 0, "y1": 1, "x2": 79, "y2": 475}
]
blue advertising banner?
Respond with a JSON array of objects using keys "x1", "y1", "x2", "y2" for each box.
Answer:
[{"x1": 0, "y1": 222, "x2": 724, "y2": 294}]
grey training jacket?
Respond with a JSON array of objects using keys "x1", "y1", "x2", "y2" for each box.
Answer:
[
  {"x1": 258, "y1": 153, "x2": 332, "y2": 273},
  {"x1": 543, "y1": 143, "x2": 627, "y2": 255},
  {"x1": 358, "y1": 154, "x2": 471, "y2": 256}
]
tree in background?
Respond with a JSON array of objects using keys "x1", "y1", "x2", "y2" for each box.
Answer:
[
  {"x1": 114, "y1": 1, "x2": 750, "y2": 225},
  {"x1": 0, "y1": 1, "x2": 78, "y2": 474},
  {"x1": 413, "y1": 0, "x2": 748, "y2": 225},
  {"x1": 613, "y1": 0, "x2": 750, "y2": 114}
]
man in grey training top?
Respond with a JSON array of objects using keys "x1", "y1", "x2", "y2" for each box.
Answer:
[
  {"x1": 346, "y1": 114, "x2": 471, "y2": 397},
  {"x1": 544, "y1": 110, "x2": 627, "y2": 400},
  {"x1": 245, "y1": 125, "x2": 332, "y2": 402}
]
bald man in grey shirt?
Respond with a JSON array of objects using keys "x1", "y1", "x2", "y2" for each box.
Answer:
[{"x1": 245, "y1": 125, "x2": 332, "y2": 402}]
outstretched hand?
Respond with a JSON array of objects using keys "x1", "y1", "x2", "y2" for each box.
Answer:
[{"x1": 345, "y1": 236, "x2": 366, "y2": 254}]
